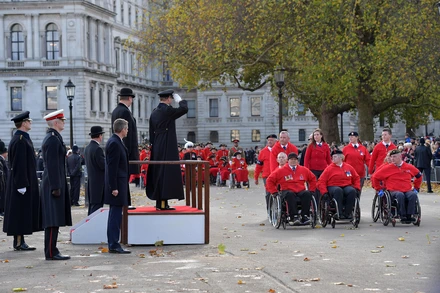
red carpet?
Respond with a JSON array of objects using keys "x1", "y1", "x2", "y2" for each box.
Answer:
[{"x1": 128, "y1": 206, "x2": 204, "y2": 214}]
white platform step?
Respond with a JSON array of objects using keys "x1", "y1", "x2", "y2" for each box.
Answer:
[{"x1": 70, "y1": 208, "x2": 109, "y2": 244}]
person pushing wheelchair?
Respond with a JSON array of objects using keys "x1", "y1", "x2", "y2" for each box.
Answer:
[{"x1": 266, "y1": 153, "x2": 317, "y2": 225}]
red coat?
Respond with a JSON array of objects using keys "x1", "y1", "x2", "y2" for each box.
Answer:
[
  {"x1": 343, "y1": 144, "x2": 370, "y2": 178},
  {"x1": 231, "y1": 157, "x2": 249, "y2": 182},
  {"x1": 216, "y1": 149, "x2": 229, "y2": 161},
  {"x1": 270, "y1": 142, "x2": 298, "y2": 173},
  {"x1": 317, "y1": 163, "x2": 360, "y2": 195},
  {"x1": 218, "y1": 160, "x2": 231, "y2": 181},
  {"x1": 304, "y1": 143, "x2": 331, "y2": 171},
  {"x1": 371, "y1": 162, "x2": 422, "y2": 192},
  {"x1": 254, "y1": 146, "x2": 272, "y2": 180},
  {"x1": 266, "y1": 164, "x2": 317, "y2": 194},
  {"x1": 369, "y1": 142, "x2": 396, "y2": 173}
]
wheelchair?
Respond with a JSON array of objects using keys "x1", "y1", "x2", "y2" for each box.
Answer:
[
  {"x1": 319, "y1": 192, "x2": 361, "y2": 228},
  {"x1": 371, "y1": 191, "x2": 381, "y2": 222},
  {"x1": 269, "y1": 192, "x2": 317, "y2": 229},
  {"x1": 228, "y1": 172, "x2": 250, "y2": 189},
  {"x1": 378, "y1": 190, "x2": 421, "y2": 227}
]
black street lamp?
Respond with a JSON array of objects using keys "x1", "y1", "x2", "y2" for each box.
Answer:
[
  {"x1": 274, "y1": 68, "x2": 285, "y2": 134},
  {"x1": 65, "y1": 78, "x2": 76, "y2": 148},
  {"x1": 436, "y1": 2, "x2": 440, "y2": 15}
]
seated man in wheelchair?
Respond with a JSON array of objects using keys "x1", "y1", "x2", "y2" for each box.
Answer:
[
  {"x1": 266, "y1": 152, "x2": 317, "y2": 225},
  {"x1": 318, "y1": 149, "x2": 360, "y2": 220},
  {"x1": 371, "y1": 149, "x2": 422, "y2": 223},
  {"x1": 231, "y1": 151, "x2": 249, "y2": 188}
]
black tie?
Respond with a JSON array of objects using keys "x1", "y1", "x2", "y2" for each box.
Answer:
[
  {"x1": 292, "y1": 166, "x2": 296, "y2": 172},
  {"x1": 385, "y1": 144, "x2": 389, "y2": 148},
  {"x1": 283, "y1": 146, "x2": 286, "y2": 150},
  {"x1": 354, "y1": 145, "x2": 358, "y2": 149},
  {"x1": 318, "y1": 143, "x2": 322, "y2": 147}
]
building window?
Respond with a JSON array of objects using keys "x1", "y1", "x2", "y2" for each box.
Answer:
[
  {"x1": 251, "y1": 97, "x2": 261, "y2": 116},
  {"x1": 46, "y1": 86, "x2": 57, "y2": 110},
  {"x1": 122, "y1": 51, "x2": 127, "y2": 73},
  {"x1": 230, "y1": 130, "x2": 239, "y2": 142},
  {"x1": 230, "y1": 98, "x2": 240, "y2": 117},
  {"x1": 163, "y1": 61, "x2": 171, "y2": 81},
  {"x1": 145, "y1": 96, "x2": 148, "y2": 116},
  {"x1": 11, "y1": 87, "x2": 22, "y2": 111},
  {"x1": 299, "y1": 129, "x2": 306, "y2": 142},
  {"x1": 187, "y1": 131, "x2": 196, "y2": 142},
  {"x1": 138, "y1": 97, "x2": 141, "y2": 118},
  {"x1": 113, "y1": 0, "x2": 116, "y2": 12},
  {"x1": 187, "y1": 100, "x2": 196, "y2": 118},
  {"x1": 252, "y1": 130, "x2": 261, "y2": 142},
  {"x1": 107, "y1": 89, "x2": 112, "y2": 112},
  {"x1": 46, "y1": 23, "x2": 59, "y2": 60},
  {"x1": 379, "y1": 113, "x2": 385, "y2": 127},
  {"x1": 115, "y1": 48, "x2": 120, "y2": 71},
  {"x1": 128, "y1": 6, "x2": 132, "y2": 26},
  {"x1": 297, "y1": 102, "x2": 306, "y2": 115},
  {"x1": 99, "y1": 88, "x2": 103, "y2": 111},
  {"x1": 11, "y1": 24, "x2": 25, "y2": 60},
  {"x1": 90, "y1": 86, "x2": 95, "y2": 111},
  {"x1": 209, "y1": 98, "x2": 218, "y2": 117},
  {"x1": 210, "y1": 131, "x2": 219, "y2": 143},
  {"x1": 121, "y1": 4, "x2": 124, "y2": 23}
]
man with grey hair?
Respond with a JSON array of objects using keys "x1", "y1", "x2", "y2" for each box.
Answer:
[
  {"x1": 104, "y1": 118, "x2": 131, "y2": 254},
  {"x1": 41, "y1": 109, "x2": 72, "y2": 260},
  {"x1": 270, "y1": 131, "x2": 298, "y2": 172}
]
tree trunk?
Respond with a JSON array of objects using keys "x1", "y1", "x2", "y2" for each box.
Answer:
[
  {"x1": 356, "y1": 89, "x2": 375, "y2": 142},
  {"x1": 318, "y1": 104, "x2": 340, "y2": 144}
]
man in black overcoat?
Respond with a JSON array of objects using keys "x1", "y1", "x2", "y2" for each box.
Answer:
[
  {"x1": 111, "y1": 88, "x2": 139, "y2": 200},
  {"x1": 41, "y1": 109, "x2": 72, "y2": 260},
  {"x1": 146, "y1": 89, "x2": 188, "y2": 210},
  {"x1": 414, "y1": 137, "x2": 433, "y2": 193},
  {"x1": 67, "y1": 145, "x2": 83, "y2": 206},
  {"x1": 84, "y1": 126, "x2": 106, "y2": 215},
  {"x1": 0, "y1": 140, "x2": 9, "y2": 218},
  {"x1": 104, "y1": 119, "x2": 131, "y2": 254},
  {"x1": 3, "y1": 111, "x2": 42, "y2": 251}
]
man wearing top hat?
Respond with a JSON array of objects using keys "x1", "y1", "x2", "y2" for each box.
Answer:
[
  {"x1": 41, "y1": 109, "x2": 72, "y2": 260},
  {"x1": 66, "y1": 144, "x2": 84, "y2": 206},
  {"x1": 84, "y1": 126, "x2": 106, "y2": 215},
  {"x1": 0, "y1": 139, "x2": 8, "y2": 219},
  {"x1": 146, "y1": 89, "x2": 188, "y2": 210},
  {"x1": 3, "y1": 111, "x2": 42, "y2": 251},
  {"x1": 111, "y1": 87, "x2": 139, "y2": 196}
]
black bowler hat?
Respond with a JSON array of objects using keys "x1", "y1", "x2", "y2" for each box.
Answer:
[
  {"x1": 0, "y1": 139, "x2": 7, "y2": 153},
  {"x1": 348, "y1": 131, "x2": 359, "y2": 137},
  {"x1": 11, "y1": 111, "x2": 32, "y2": 123},
  {"x1": 266, "y1": 134, "x2": 277, "y2": 139},
  {"x1": 288, "y1": 152, "x2": 298, "y2": 160},
  {"x1": 118, "y1": 88, "x2": 136, "y2": 98},
  {"x1": 89, "y1": 126, "x2": 105, "y2": 136},
  {"x1": 331, "y1": 149, "x2": 343, "y2": 156},
  {"x1": 158, "y1": 89, "x2": 174, "y2": 97}
]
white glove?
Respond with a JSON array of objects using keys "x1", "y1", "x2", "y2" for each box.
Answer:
[
  {"x1": 173, "y1": 93, "x2": 182, "y2": 103},
  {"x1": 18, "y1": 187, "x2": 26, "y2": 194}
]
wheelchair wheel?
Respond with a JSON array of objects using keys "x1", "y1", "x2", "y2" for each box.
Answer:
[
  {"x1": 331, "y1": 218, "x2": 336, "y2": 228},
  {"x1": 228, "y1": 173, "x2": 235, "y2": 189},
  {"x1": 352, "y1": 197, "x2": 361, "y2": 228},
  {"x1": 310, "y1": 197, "x2": 317, "y2": 229},
  {"x1": 270, "y1": 195, "x2": 282, "y2": 229},
  {"x1": 319, "y1": 197, "x2": 329, "y2": 228},
  {"x1": 371, "y1": 193, "x2": 381, "y2": 222},
  {"x1": 413, "y1": 200, "x2": 421, "y2": 227},
  {"x1": 267, "y1": 195, "x2": 274, "y2": 224},
  {"x1": 381, "y1": 191, "x2": 392, "y2": 226}
]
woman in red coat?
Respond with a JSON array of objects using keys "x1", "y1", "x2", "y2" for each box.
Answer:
[{"x1": 304, "y1": 128, "x2": 332, "y2": 179}]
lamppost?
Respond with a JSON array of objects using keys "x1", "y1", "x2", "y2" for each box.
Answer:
[
  {"x1": 65, "y1": 78, "x2": 76, "y2": 148},
  {"x1": 274, "y1": 68, "x2": 285, "y2": 134},
  {"x1": 436, "y1": 2, "x2": 440, "y2": 15}
]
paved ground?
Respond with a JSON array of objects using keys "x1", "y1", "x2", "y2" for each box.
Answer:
[{"x1": 0, "y1": 181, "x2": 439, "y2": 293}]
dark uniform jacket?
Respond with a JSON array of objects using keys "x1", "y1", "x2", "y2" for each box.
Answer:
[
  {"x1": 111, "y1": 103, "x2": 139, "y2": 175},
  {"x1": 84, "y1": 140, "x2": 105, "y2": 205},
  {"x1": 146, "y1": 101, "x2": 188, "y2": 201},
  {"x1": 104, "y1": 134, "x2": 129, "y2": 206},
  {"x1": 414, "y1": 144, "x2": 433, "y2": 169},
  {"x1": 3, "y1": 130, "x2": 42, "y2": 235},
  {"x1": 0, "y1": 155, "x2": 8, "y2": 213},
  {"x1": 67, "y1": 153, "x2": 83, "y2": 177},
  {"x1": 40, "y1": 128, "x2": 72, "y2": 228}
]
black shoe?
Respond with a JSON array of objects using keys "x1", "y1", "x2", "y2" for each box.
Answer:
[
  {"x1": 427, "y1": 190, "x2": 434, "y2": 193},
  {"x1": 46, "y1": 253, "x2": 70, "y2": 260},
  {"x1": 345, "y1": 214, "x2": 353, "y2": 220},
  {"x1": 72, "y1": 203, "x2": 81, "y2": 207},
  {"x1": 301, "y1": 215, "x2": 311, "y2": 224},
  {"x1": 236, "y1": 184, "x2": 242, "y2": 188},
  {"x1": 243, "y1": 182, "x2": 248, "y2": 187},
  {"x1": 109, "y1": 247, "x2": 131, "y2": 254},
  {"x1": 14, "y1": 243, "x2": 36, "y2": 251},
  {"x1": 156, "y1": 206, "x2": 176, "y2": 211}
]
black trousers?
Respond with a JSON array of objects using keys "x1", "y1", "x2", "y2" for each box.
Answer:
[
  {"x1": 44, "y1": 227, "x2": 60, "y2": 258},
  {"x1": 107, "y1": 205, "x2": 122, "y2": 250},
  {"x1": 13, "y1": 235, "x2": 25, "y2": 247},
  {"x1": 69, "y1": 176, "x2": 81, "y2": 204},
  {"x1": 328, "y1": 186, "x2": 356, "y2": 216},
  {"x1": 418, "y1": 167, "x2": 432, "y2": 192},
  {"x1": 88, "y1": 203, "x2": 104, "y2": 216},
  {"x1": 281, "y1": 190, "x2": 312, "y2": 217}
]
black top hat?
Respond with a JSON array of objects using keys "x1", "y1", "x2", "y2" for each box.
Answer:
[
  {"x1": 89, "y1": 126, "x2": 105, "y2": 136},
  {"x1": 348, "y1": 131, "x2": 359, "y2": 137},
  {"x1": 205, "y1": 141, "x2": 212, "y2": 145},
  {"x1": 219, "y1": 143, "x2": 227, "y2": 147},
  {"x1": 11, "y1": 111, "x2": 31, "y2": 123},
  {"x1": 158, "y1": 89, "x2": 174, "y2": 97},
  {"x1": 288, "y1": 152, "x2": 298, "y2": 160},
  {"x1": 118, "y1": 88, "x2": 135, "y2": 98},
  {"x1": 0, "y1": 139, "x2": 7, "y2": 154},
  {"x1": 331, "y1": 149, "x2": 343, "y2": 156},
  {"x1": 266, "y1": 134, "x2": 277, "y2": 139},
  {"x1": 234, "y1": 151, "x2": 242, "y2": 157}
]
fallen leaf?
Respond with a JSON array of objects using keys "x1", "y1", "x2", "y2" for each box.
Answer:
[
  {"x1": 340, "y1": 234, "x2": 345, "y2": 237},
  {"x1": 237, "y1": 216, "x2": 242, "y2": 218},
  {"x1": 303, "y1": 257, "x2": 310, "y2": 261},
  {"x1": 386, "y1": 264, "x2": 396, "y2": 267},
  {"x1": 401, "y1": 255, "x2": 409, "y2": 259},
  {"x1": 334, "y1": 282, "x2": 345, "y2": 285},
  {"x1": 100, "y1": 247, "x2": 109, "y2": 253},
  {"x1": 248, "y1": 251, "x2": 257, "y2": 254},
  {"x1": 12, "y1": 289, "x2": 27, "y2": 292},
  {"x1": 268, "y1": 289, "x2": 276, "y2": 293},
  {"x1": 218, "y1": 243, "x2": 226, "y2": 255},
  {"x1": 138, "y1": 254, "x2": 145, "y2": 258},
  {"x1": 259, "y1": 223, "x2": 265, "y2": 226},
  {"x1": 237, "y1": 280, "x2": 246, "y2": 285},
  {"x1": 240, "y1": 248, "x2": 249, "y2": 251},
  {"x1": 330, "y1": 240, "x2": 336, "y2": 244},
  {"x1": 331, "y1": 245, "x2": 338, "y2": 249},
  {"x1": 103, "y1": 284, "x2": 118, "y2": 289},
  {"x1": 376, "y1": 245, "x2": 384, "y2": 248},
  {"x1": 370, "y1": 250, "x2": 381, "y2": 253},
  {"x1": 154, "y1": 240, "x2": 164, "y2": 247},
  {"x1": 25, "y1": 266, "x2": 33, "y2": 269},
  {"x1": 398, "y1": 237, "x2": 405, "y2": 241},
  {"x1": 2, "y1": 259, "x2": 9, "y2": 263},
  {"x1": 347, "y1": 284, "x2": 354, "y2": 287}
]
